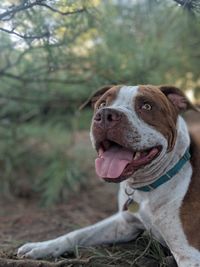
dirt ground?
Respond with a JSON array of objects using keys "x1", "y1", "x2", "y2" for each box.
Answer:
[
  {"x1": 0, "y1": 178, "x2": 119, "y2": 266},
  {"x1": 0, "y1": 110, "x2": 199, "y2": 267},
  {"x1": 0, "y1": 127, "x2": 120, "y2": 266}
]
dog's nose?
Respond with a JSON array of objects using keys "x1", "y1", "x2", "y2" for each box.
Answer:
[{"x1": 94, "y1": 108, "x2": 122, "y2": 128}]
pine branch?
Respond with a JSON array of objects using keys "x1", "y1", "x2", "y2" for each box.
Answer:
[
  {"x1": 173, "y1": 0, "x2": 200, "y2": 13},
  {"x1": 0, "y1": 71, "x2": 89, "y2": 84},
  {"x1": 0, "y1": 27, "x2": 49, "y2": 39},
  {"x1": 0, "y1": 0, "x2": 45, "y2": 21},
  {"x1": 0, "y1": 0, "x2": 87, "y2": 39},
  {"x1": 0, "y1": 0, "x2": 86, "y2": 21},
  {"x1": 37, "y1": 3, "x2": 86, "y2": 16}
]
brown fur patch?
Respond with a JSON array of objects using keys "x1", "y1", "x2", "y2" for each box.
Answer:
[
  {"x1": 180, "y1": 125, "x2": 200, "y2": 250},
  {"x1": 135, "y1": 85, "x2": 178, "y2": 151},
  {"x1": 79, "y1": 85, "x2": 115, "y2": 110},
  {"x1": 94, "y1": 85, "x2": 122, "y2": 110}
]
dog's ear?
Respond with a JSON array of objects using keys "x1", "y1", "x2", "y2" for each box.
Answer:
[
  {"x1": 79, "y1": 85, "x2": 114, "y2": 110},
  {"x1": 159, "y1": 85, "x2": 199, "y2": 113}
]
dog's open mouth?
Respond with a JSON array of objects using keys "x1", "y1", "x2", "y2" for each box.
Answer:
[{"x1": 95, "y1": 140, "x2": 162, "y2": 183}]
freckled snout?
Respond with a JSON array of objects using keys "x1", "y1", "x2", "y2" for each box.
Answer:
[{"x1": 93, "y1": 108, "x2": 122, "y2": 129}]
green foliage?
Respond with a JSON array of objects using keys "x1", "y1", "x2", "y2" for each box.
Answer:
[
  {"x1": 21, "y1": 122, "x2": 86, "y2": 205},
  {"x1": 0, "y1": 0, "x2": 199, "y2": 204},
  {"x1": 90, "y1": 1, "x2": 200, "y2": 90},
  {"x1": 36, "y1": 151, "x2": 82, "y2": 206}
]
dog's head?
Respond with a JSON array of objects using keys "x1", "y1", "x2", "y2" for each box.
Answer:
[{"x1": 82, "y1": 85, "x2": 197, "y2": 184}]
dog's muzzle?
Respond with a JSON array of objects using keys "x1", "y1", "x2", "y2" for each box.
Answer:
[{"x1": 93, "y1": 108, "x2": 122, "y2": 129}]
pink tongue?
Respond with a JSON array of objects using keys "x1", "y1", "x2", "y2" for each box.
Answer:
[{"x1": 95, "y1": 146, "x2": 133, "y2": 179}]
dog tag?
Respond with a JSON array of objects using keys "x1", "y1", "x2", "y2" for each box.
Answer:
[
  {"x1": 123, "y1": 198, "x2": 140, "y2": 213},
  {"x1": 128, "y1": 201, "x2": 140, "y2": 213}
]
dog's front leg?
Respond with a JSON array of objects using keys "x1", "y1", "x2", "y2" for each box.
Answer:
[{"x1": 17, "y1": 211, "x2": 143, "y2": 259}]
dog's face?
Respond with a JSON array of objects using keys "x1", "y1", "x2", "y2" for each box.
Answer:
[{"x1": 83, "y1": 84, "x2": 195, "y2": 184}]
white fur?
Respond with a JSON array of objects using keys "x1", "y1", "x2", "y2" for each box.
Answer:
[{"x1": 18, "y1": 86, "x2": 200, "y2": 266}]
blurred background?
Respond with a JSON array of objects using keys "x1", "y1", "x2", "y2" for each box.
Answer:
[
  {"x1": 0, "y1": 0, "x2": 200, "y2": 206},
  {"x1": 0, "y1": 1, "x2": 200, "y2": 265}
]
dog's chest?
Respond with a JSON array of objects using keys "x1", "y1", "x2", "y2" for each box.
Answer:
[
  {"x1": 133, "y1": 193, "x2": 169, "y2": 244},
  {"x1": 128, "y1": 164, "x2": 192, "y2": 242}
]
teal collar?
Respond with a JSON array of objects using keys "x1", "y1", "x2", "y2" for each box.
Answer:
[{"x1": 135, "y1": 148, "x2": 191, "y2": 192}]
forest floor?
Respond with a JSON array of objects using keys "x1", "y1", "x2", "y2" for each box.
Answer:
[{"x1": 0, "y1": 110, "x2": 199, "y2": 267}]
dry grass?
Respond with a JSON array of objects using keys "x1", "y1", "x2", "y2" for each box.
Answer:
[
  {"x1": 69, "y1": 232, "x2": 176, "y2": 267},
  {"x1": 0, "y1": 232, "x2": 177, "y2": 267}
]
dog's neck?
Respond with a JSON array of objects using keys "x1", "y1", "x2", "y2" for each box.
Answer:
[{"x1": 128, "y1": 116, "x2": 190, "y2": 188}]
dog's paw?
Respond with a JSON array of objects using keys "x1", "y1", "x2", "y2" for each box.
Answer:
[{"x1": 17, "y1": 241, "x2": 62, "y2": 259}]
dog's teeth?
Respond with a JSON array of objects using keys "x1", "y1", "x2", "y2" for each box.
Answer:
[
  {"x1": 99, "y1": 148, "x2": 104, "y2": 157},
  {"x1": 134, "y1": 151, "x2": 141, "y2": 160}
]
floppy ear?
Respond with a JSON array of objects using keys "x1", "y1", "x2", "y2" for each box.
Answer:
[
  {"x1": 79, "y1": 85, "x2": 114, "y2": 110},
  {"x1": 159, "y1": 85, "x2": 199, "y2": 113}
]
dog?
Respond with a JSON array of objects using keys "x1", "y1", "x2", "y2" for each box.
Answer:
[{"x1": 18, "y1": 84, "x2": 200, "y2": 267}]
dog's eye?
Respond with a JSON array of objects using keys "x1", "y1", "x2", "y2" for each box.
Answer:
[
  {"x1": 141, "y1": 103, "x2": 152, "y2": 111},
  {"x1": 98, "y1": 101, "x2": 106, "y2": 109}
]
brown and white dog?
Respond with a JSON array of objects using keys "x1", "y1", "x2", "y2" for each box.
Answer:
[{"x1": 18, "y1": 85, "x2": 200, "y2": 267}]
